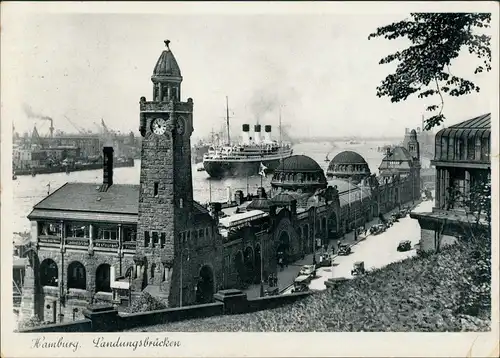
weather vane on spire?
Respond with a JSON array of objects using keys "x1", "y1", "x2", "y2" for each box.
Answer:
[{"x1": 164, "y1": 40, "x2": 171, "y2": 49}]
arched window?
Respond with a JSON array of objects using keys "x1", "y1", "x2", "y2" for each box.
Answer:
[
  {"x1": 40, "y1": 259, "x2": 58, "y2": 287},
  {"x1": 67, "y1": 261, "x2": 86, "y2": 290},
  {"x1": 95, "y1": 264, "x2": 111, "y2": 293},
  {"x1": 150, "y1": 263, "x2": 156, "y2": 279}
]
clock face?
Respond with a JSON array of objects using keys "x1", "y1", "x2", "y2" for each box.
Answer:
[
  {"x1": 151, "y1": 118, "x2": 168, "y2": 135},
  {"x1": 176, "y1": 117, "x2": 185, "y2": 135}
]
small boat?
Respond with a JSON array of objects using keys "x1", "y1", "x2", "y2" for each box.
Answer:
[{"x1": 197, "y1": 166, "x2": 205, "y2": 172}]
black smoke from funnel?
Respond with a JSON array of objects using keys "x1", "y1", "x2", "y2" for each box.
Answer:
[{"x1": 23, "y1": 104, "x2": 52, "y2": 121}]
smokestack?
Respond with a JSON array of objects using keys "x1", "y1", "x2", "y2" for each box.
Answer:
[
  {"x1": 102, "y1": 146, "x2": 114, "y2": 190},
  {"x1": 226, "y1": 186, "x2": 232, "y2": 204},
  {"x1": 264, "y1": 125, "x2": 272, "y2": 143},
  {"x1": 242, "y1": 124, "x2": 250, "y2": 145},
  {"x1": 254, "y1": 124, "x2": 262, "y2": 145},
  {"x1": 386, "y1": 147, "x2": 391, "y2": 157}
]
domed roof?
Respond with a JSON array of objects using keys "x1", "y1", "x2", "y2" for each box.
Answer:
[
  {"x1": 152, "y1": 40, "x2": 182, "y2": 81},
  {"x1": 329, "y1": 151, "x2": 367, "y2": 165},
  {"x1": 271, "y1": 193, "x2": 297, "y2": 204},
  {"x1": 410, "y1": 129, "x2": 417, "y2": 135},
  {"x1": 276, "y1": 155, "x2": 322, "y2": 173},
  {"x1": 246, "y1": 197, "x2": 271, "y2": 212}
]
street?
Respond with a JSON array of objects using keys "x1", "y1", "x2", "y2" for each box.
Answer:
[
  {"x1": 283, "y1": 199, "x2": 434, "y2": 294},
  {"x1": 243, "y1": 198, "x2": 434, "y2": 298}
]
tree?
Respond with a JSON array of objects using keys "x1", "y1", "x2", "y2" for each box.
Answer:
[{"x1": 369, "y1": 13, "x2": 491, "y2": 130}]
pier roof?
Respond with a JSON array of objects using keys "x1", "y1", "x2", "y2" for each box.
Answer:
[{"x1": 28, "y1": 182, "x2": 208, "y2": 222}]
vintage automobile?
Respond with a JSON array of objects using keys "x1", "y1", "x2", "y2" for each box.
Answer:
[
  {"x1": 369, "y1": 224, "x2": 386, "y2": 235},
  {"x1": 291, "y1": 275, "x2": 311, "y2": 293},
  {"x1": 299, "y1": 264, "x2": 316, "y2": 278},
  {"x1": 397, "y1": 240, "x2": 412, "y2": 252},
  {"x1": 351, "y1": 261, "x2": 365, "y2": 276},
  {"x1": 338, "y1": 244, "x2": 351, "y2": 256},
  {"x1": 317, "y1": 253, "x2": 332, "y2": 267},
  {"x1": 264, "y1": 285, "x2": 279, "y2": 296}
]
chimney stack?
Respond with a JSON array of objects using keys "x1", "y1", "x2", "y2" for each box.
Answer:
[
  {"x1": 226, "y1": 186, "x2": 232, "y2": 204},
  {"x1": 254, "y1": 124, "x2": 262, "y2": 145},
  {"x1": 101, "y1": 146, "x2": 114, "y2": 191},
  {"x1": 242, "y1": 124, "x2": 250, "y2": 145},
  {"x1": 386, "y1": 147, "x2": 391, "y2": 157},
  {"x1": 264, "y1": 125, "x2": 272, "y2": 143}
]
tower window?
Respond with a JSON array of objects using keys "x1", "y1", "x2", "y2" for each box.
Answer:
[
  {"x1": 160, "y1": 233, "x2": 166, "y2": 248},
  {"x1": 144, "y1": 231, "x2": 150, "y2": 247},
  {"x1": 154, "y1": 182, "x2": 159, "y2": 197},
  {"x1": 152, "y1": 232, "x2": 158, "y2": 247}
]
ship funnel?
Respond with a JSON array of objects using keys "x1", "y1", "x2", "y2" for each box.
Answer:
[
  {"x1": 242, "y1": 124, "x2": 250, "y2": 145},
  {"x1": 264, "y1": 125, "x2": 272, "y2": 143},
  {"x1": 254, "y1": 124, "x2": 262, "y2": 145}
]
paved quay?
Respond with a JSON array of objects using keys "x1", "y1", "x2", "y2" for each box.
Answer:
[{"x1": 244, "y1": 200, "x2": 424, "y2": 298}]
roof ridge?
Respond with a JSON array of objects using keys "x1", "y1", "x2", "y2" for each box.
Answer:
[{"x1": 33, "y1": 182, "x2": 69, "y2": 209}]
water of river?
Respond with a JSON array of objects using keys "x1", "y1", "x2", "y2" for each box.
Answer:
[{"x1": 12, "y1": 140, "x2": 430, "y2": 235}]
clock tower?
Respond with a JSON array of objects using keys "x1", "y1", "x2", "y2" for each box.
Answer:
[{"x1": 135, "y1": 40, "x2": 195, "y2": 306}]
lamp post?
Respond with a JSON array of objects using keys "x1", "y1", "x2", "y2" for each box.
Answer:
[{"x1": 179, "y1": 247, "x2": 190, "y2": 308}]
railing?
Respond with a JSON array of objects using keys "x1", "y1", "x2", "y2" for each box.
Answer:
[
  {"x1": 65, "y1": 238, "x2": 90, "y2": 247},
  {"x1": 122, "y1": 241, "x2": 137, "y2": 251},
  {"x1": 93, "y1": 240, "x2": 119, "y2": 249},
  {"x1": 38, "y1": 236, "x2": 61, "y2": 244}
]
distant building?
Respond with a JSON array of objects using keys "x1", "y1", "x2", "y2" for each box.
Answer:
[{"x1": 411, "y1": 113, "x2": 491, "y2": 252}]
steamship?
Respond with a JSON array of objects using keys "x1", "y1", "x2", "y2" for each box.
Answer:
[{"x1": 203, "y1": 124, "x2": 293, "y2": 178}]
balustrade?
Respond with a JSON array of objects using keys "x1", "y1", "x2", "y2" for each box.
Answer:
[
  {"x1": 38, "y1": 236, "x2": 61, "y2": 244},
  {"x1": 65, "y1": 237, "x2": 90, "y2": 247},
  {"x1": 122, "y1": 241, "x2": 137, "y2": 251},
  {"x1": 93, "y1": 240, "x2": 119, "y2": 249}
]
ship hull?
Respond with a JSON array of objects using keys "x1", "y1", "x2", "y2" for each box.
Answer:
[{"x1": 203, "y1": 157, "x2": 287, "y2": 178}]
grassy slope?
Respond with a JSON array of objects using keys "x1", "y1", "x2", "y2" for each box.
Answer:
[{"x1": 127, "y1": 238, "x2": 491, "y2": 332}]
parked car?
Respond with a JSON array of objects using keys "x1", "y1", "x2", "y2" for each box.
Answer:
[
  {"x1": 351, "y1": 261, "x2": 365, "y2": 276},
  {"x1": 291, "y1": 275, "x2": 311, "y2": 293},
  {"x1": 370, "y1": 224, "x2": 386, "y2": 235},
  {"x1": 299, "y1": 264, "x2": 316, "y2": 278},
  {"x1": 317, "y1": 253, "x2": 332, "y2": 267},
  {"x1": 338, "y1": 244, "x2": 351, "y2": 256},
  {"x1": 397, "y1": 240, "x2": 412, "y2": 252}
]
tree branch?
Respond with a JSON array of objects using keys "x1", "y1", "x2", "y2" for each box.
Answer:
[{"x1": 435, "y1": 77, "x2": 445, "y2": 116}]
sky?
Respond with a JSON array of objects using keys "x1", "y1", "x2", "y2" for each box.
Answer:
[{"x1": 2, "y1": 5, "x2": 496, "y2": 142}]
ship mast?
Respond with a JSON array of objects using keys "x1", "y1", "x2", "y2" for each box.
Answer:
[{"x1": 226, "y1": 96, "x2": 231, "y2": 146}]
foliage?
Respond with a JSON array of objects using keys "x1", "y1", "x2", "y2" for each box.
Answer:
[
  {"x1": 463, "y1": 176, "x2": 491, "y2": 224},
  {"x1": 125, "y1": 238, "x2": 491, "y2": 332},
  {"x1": 456, "y1": 232, "x2": 491, "y2": 320},
  {"x1": 124, "y1": 291, "x2": 168, "y2": 313},
  {"x1": 16, "y1": 316, "x2": 49, "y2": 332},
  {"x1": 369, "y1": 13, "x2": 491, "y2": 130}
]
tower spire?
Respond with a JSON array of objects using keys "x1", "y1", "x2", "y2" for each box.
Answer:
[{"x1": 164, "y1": 39, "x2": 171, "y2": 50}]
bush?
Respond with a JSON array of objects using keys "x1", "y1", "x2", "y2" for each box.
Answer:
[
  {"x1": 125, "y1": 235, "x2": 491, "y2": 332},
  {"x1": 16, "y1": 316, "x2": 49, "y2": 332},
  {"x1": 124, "y1": 292, "x2": 168, "y2": 314}
]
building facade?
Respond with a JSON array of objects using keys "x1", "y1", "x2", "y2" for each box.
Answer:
[
  {"x1": 21, "y1": 41, "x2": 422, "y2": 323},
  {"x1": 411, "y1": 113, "x2": 491, "y2": 252}
]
